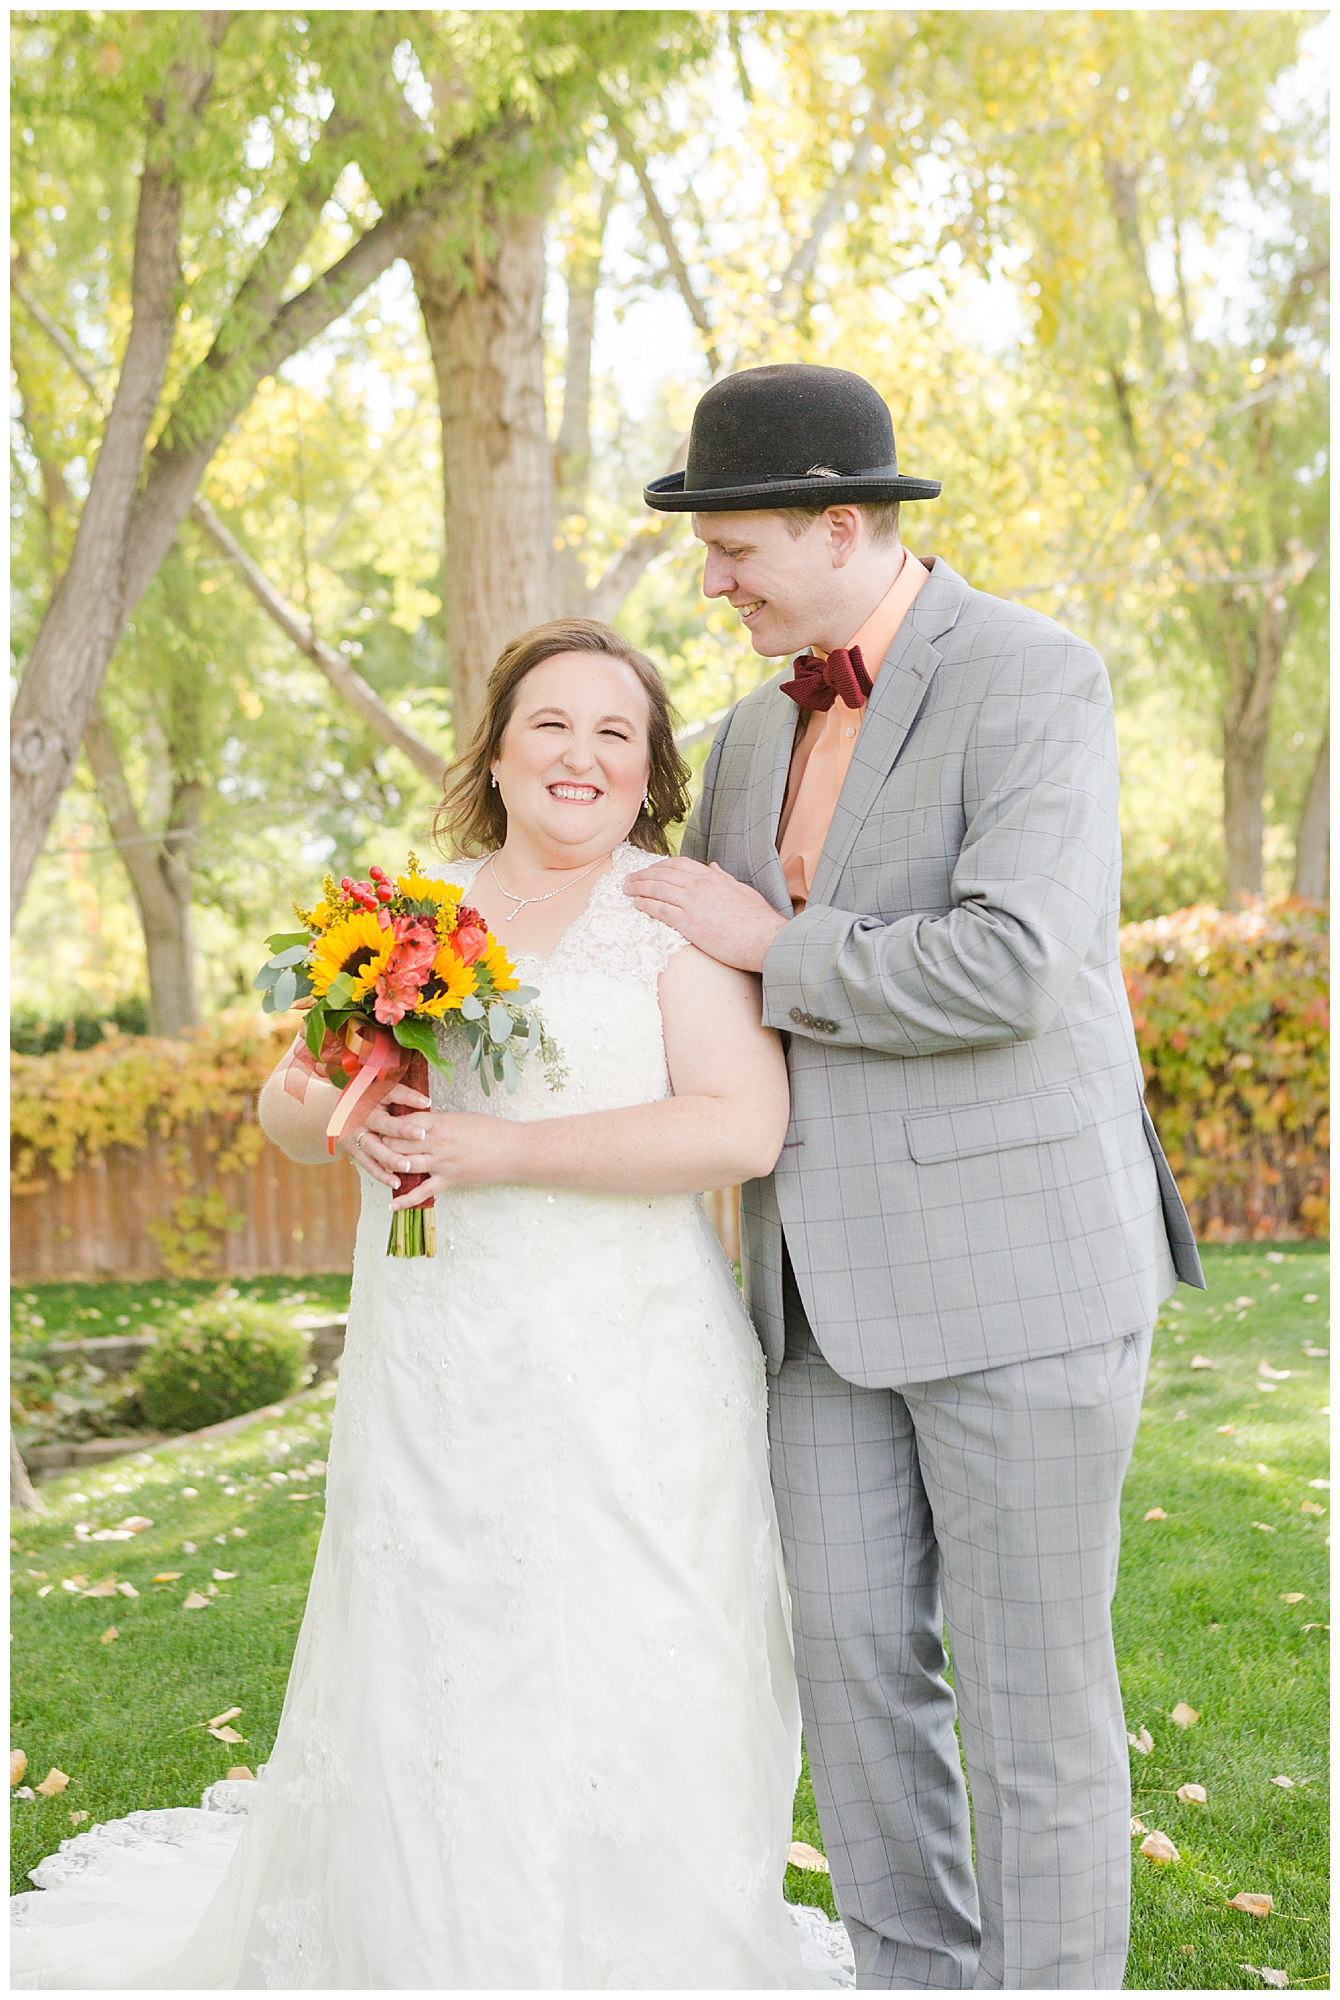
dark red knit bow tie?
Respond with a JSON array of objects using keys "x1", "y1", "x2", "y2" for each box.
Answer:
[{"x1": 779, "y1": 644, "x2": 873, "y2": 713}]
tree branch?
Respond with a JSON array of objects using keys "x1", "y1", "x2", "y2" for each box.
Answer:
[
  {"x1": 600, "y1": 91, "x2": 720, "y2": 374},
  {"x1": 779, "y1": 116, "x2": 886, "y2": 312},
  {"x1": 119, "y1": 105, "x2": 535, "y2": 622},
  {"x1": 189, "y1": 497, "x2": 448, "y2": 785}
]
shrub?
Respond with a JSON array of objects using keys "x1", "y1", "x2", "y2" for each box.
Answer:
[
  {"x1": 1121, "y1": 900, "x2": 1329, "y2": 1242},
  {"x1": 133, "y1": 1287, "x2": 310, "y2": 1433}
]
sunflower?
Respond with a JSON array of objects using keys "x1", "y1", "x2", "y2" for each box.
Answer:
[
  {"x1": 396, "y1": 869, "x2": 462, "y2": 909},
  {"x1": 415, "y1": 944, "x2": 478, "y2": 1017},
  {"x1": 476, "y1": 939, "x2": 519, "y2": 994},
  {"x1": 308, "y1": 910, "x2": 393, "y2": 999}
]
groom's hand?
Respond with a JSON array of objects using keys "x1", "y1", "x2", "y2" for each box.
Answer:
[{"x1": 624, "y1": 858, "x2": 789, "y2": 973}]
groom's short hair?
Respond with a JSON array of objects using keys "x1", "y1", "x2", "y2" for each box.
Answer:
[{"x1": 775, "y1": 499, "x2": 901, "y2": 546}]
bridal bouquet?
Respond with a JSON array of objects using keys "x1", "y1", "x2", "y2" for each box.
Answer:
[{"x1": 255, "y1": 855, "x2": 563, "y2": 1257}]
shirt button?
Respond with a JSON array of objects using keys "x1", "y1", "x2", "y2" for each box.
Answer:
[{"x1": 846, "y1": 727, "x2": 855, "y2": 738}]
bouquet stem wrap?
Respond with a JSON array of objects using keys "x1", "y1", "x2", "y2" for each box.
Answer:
[{"x1": 284, "y1": 1021, "x2": 436, "y2": 1257}]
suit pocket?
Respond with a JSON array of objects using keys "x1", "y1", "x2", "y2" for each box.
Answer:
[{"x1": 904, "y1": 1088, "x2": 1083, "y2": 1165}]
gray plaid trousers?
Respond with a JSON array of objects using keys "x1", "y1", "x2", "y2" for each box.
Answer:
[{"x1": 771, "y1": 1264, "x2": 1150, "y2": 1991}]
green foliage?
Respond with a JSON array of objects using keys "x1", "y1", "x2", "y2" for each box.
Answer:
[
  {"x1": 132, "y1": 1286, "x2": 309, "y2": 1433},
  {"x1": 10, "y1": 1297, "x2": 145, "y2": 1450},
  {"x1": 1123, "y1": 901, "x2": 1329, "y2": 1240},
  {"x1": 10, "y1": 998, "x2": 149, "y2": 1055}
]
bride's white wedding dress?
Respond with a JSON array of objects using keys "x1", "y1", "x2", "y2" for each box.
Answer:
[{"x1": 12, "y1": 844, "x2": 852, "y2": 1990}]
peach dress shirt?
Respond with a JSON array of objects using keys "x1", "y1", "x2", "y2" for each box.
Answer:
[{"x1": 776, "y1": 549, "x2": 931, "y2": 910}]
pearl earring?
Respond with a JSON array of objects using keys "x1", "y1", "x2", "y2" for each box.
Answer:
[
  {"x1": 643, "y1": 791, "x2": 652, "y2": 812},
  {"x1": 491, "y1": 773, "x2": 498, "y2": 789}
]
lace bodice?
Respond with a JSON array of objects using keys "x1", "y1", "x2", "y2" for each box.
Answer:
[{"x1": 432, "y1": 843, "x2": 687, "y2": 1122}]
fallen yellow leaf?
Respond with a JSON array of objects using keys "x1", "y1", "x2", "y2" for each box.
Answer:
[
  {"x1": 152, "y1": 1572, "x2": 183, "y2": 1582},
  {"x1": 1144, "y1": 1508, "x2": 1168, "y2": 1521},
  {"x1": 1190, "y1": 1355, "x2": 1219, "y2": 1370},
  {"x1": 1281, "y1": 1592, "x2": 1306, "y2": 1604},
  {"x1": 225, "y1": 1766, "x2": 255, "y2": 1781},
  {"x1": 10, "y1": 1750, "x2": 27, "y2": 1788},
  {"x1": 181, "y1": 1591, "x2": 211, "y2": 1611},
  {"x1": 118, "y1": 1517, "x2": 153, "y2": 1532},
  {"x1": 61, "y1": 1576, "x2": 89, "y2": 1591},
  {"x1": 1240, "y1": 1967, "x2": 1288, "y2": 1989},
  {"x1": 1258, "y1": 1362, "x2": 1291, "y2": 1380},
  {"x1": 1307, "y1": 1478, "x2": 1329, "y2": 1490},
  {"x1": 1171, "y1": 1703, "x2": 1200, "y2": 1728},
  {"x1": 1130, "y1": 1817, "x2": 1147, "y2": 1836},
  {"x1": 68, "y1": 1809, "x2": 89, "y2": 1824},
  {"x1": 83, "y1": 1579, "x2": 118, "y2": 1598},
  {"x1": 207, "y1": 1725, "x2": 246, "y2": 1744},
  {"x1": 1253, "y1": 1522, "x2": 1278, "y2": 1534},
  {"x1": 1177, "y1": 1783, "x2": 1208, "y2": 1804},
  {"x1": 1227, "y1": 1892, "x2": 1274, "y2": 1919},
  {"x1": 1300, "y1": 1500, "x2": 1325, "y2": 1515},
  {"x1": 35, "y1": 1769, "x2": 70, "y2": 1797},
  {"x1": 787, "y1": 1841, "x2": 830, "y2": 1874},
  {"x1": 1270, "y1": 1776, "x2": 1295, "y2": 1790},
  {"x1": 116, "y1": 1582, "x2": 139, "y2": 1598},
  {"x1": 205, "y1": 1708, "x2": 242, "y2": 1729},
  {"x1": 1140, "y1": 1830, "x2": 1180, "y2": 1864},
  {"x1": 99, "y1": 1626, "x2": 118, "y2": 1645},
  {"x1": 211, "y1": 1570, "x2": 237, "y2": 1582},
  {"x1": 1216, "y1": 1424, "x2": 1236, "y2": 1434},
  {"x1": 1127, "y1": 1726, "x2": 1155, "y2": 1755}
]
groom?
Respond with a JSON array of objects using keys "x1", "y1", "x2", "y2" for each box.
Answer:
[{"x1": 626, "y1": 363, "x2": 1203, "y2": 1991}]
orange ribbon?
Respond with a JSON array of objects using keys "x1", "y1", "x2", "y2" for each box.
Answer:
[{"x1": 283, "y1": 1021, "x2": 431, "y2": 1204}]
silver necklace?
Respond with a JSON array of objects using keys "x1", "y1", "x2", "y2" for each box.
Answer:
[{"x1": 485, "y1": 852, "x2": 608, "y2": 923}]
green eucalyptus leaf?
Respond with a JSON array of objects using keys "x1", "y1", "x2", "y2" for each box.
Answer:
[
  {"x1": 268, "y1": 944, "x2": 311, "y2": 969},
  {"x1": 253, "y1": 964, "x2": 283, "y2": 991},
  {"x1": 510, "y1": 986, "x2": 539, "y2": 1004},
  {"x1": 461, "y1": 994, "x2": 485, "y2": 1021},
  {"x1": 487, "y1": 1003, "x2": 514, "y2": 1042},
  {"x1": 501, "y1": 1047, "x2": 519, "y2": 1093},
  {"x1": 272, "y1": 968, "x2": 299, "y2": 1012}
]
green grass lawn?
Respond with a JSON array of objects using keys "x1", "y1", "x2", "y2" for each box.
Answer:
[
  {"x1": 12, "y1": 1275, "x2": 352, "y2": 1352},
  {"x1": 12, "y1": 1249, "x2": 1328, "y2": 1988}
]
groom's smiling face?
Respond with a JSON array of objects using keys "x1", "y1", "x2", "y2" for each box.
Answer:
[{"x1": 693, "y1": 506, "x2": 887, "y2": 659}]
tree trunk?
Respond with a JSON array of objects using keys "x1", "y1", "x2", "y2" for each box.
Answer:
[
  {"x1": 1218, "y1": 587, "x2": 1288, "y2": 905},
  {"x1": 1293, "y1": 725, "x2": 1329, "y2": 900},
  {"x1": 11, "y1": 1429, "x2": 43, "y2": 1513},
  {"x1": 9, "y1": 18, "x2": 225, "y2": 923},
  {"x1": 10, "y1": 86, "x2": 532, "y2": 923},
  {"x1": 83, "y1": 701, "x2": 199, "y2": 1035},
  {"x1": 411, "y1": 201, "x2": 558, "y2": 751}
]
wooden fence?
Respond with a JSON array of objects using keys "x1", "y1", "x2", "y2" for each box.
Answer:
[{"x1": 10, "y1": 1136, "x2": 742, "y2": 1283}]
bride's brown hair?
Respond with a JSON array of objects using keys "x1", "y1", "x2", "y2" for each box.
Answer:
[{"x1": 433, "y1": 618, "x2": 693, "y2": 859}]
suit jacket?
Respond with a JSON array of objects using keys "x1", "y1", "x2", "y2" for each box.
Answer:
[{"x1": 683, "y1": 557, "x2": 1204, "y2": 1387}]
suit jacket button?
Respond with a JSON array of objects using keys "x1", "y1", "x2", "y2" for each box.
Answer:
[
  {"x1": 789, "y1": 1008, "x2": 804, "y2": 1024},
  {"x1": 823, "y1": 1020, "x2": 838, "y2": 1033}
]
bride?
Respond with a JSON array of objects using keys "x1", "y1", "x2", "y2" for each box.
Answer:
[{"x1": 11, "y1": 618, "x2": 850, "y2": 1990}]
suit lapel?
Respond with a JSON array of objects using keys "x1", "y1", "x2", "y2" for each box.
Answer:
[
  {"x1": 740, "y1": 676, "x2": 799, "y2": 915},
  {"x1": 806, "y1": 558, "x2": 967, "y2": 909}
]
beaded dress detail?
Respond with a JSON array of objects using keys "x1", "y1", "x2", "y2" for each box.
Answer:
[{"x1": 12, "y1": 845, "x2": 852, "y2": 1990}]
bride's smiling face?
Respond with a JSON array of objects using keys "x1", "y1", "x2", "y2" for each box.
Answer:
[{"x1": 490, "y1": 651, "x2": 653, "y2": 858}]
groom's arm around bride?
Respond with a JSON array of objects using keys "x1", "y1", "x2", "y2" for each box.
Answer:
[{"x1": 627, "y1": 362, "x2": 1203, "y2": 1990}]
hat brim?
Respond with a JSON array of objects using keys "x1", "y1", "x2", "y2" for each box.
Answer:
[{"x1": 643, "y1": 470, "x2": 942, "y2": 513}]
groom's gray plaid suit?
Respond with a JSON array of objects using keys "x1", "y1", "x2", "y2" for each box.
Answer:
[{"x1": 682, "y1": 557, "x2": 1203, "y2": 1989}]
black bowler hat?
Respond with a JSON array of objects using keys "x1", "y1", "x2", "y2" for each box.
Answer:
[{"x1": 644, "y1": 363, "x2": 941, "y2": 513}]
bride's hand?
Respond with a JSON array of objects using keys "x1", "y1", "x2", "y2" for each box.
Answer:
[
  {"x1": 340, "y1": 1081, "x2": 432, "y2": 1190},
  {"x1": 358, "y1": 1101, "x2": 520, "y2": 1204}
]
